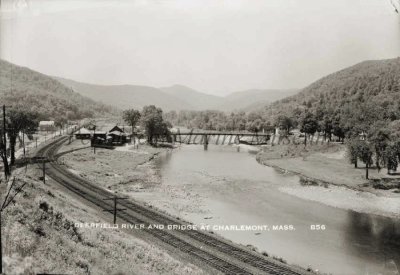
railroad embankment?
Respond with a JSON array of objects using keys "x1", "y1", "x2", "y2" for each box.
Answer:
[{"x1": 1, "y1": 164, "x2": 206, "y2": 274}]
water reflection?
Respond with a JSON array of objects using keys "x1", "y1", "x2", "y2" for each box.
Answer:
[{"x1": 345, "y1": 211, "x2": 400, "y2": 271}]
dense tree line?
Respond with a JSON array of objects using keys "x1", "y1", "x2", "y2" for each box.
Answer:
[{"x1": 347, "y1": 123, "x2": 400, "y2": 178}]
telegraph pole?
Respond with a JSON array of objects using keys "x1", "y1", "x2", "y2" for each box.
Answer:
[
  {"x1": 93, "y1": 126, "x2": 96, "y2": 154},
  {"x1": 22, "y1": 130, "x2": 25, "y2": 157},
  {"x1": 103, "y1": 196, "x2": 128, "y2": 224},
  {"x1": 43, "y1": 160, "x2": 46, "y2": 184},
  {"x1": 3, "y1": 105, "x2": 7, "y2": 180},
  {"x1": 0, "y1": 207, "x2": 2, "y2": 274}
]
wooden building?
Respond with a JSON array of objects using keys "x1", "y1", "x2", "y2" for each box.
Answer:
[
  {"x1": 75, "y1": 127, "x2": 91, "y2": 139},
  {"x1": 108, "y1": 125, "x2": 129, "y2": 144}
]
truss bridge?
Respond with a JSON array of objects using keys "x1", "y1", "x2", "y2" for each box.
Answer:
[{"x1": 171, "y1": 129, "x2": 272, "y2": 149}]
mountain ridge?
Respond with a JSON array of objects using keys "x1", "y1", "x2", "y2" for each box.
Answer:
[{"x1": 55, "y1": 76, "x2": 298, "y2": 112}]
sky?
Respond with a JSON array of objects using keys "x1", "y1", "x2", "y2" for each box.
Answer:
[{"x1": 1, "y1": 0, "x2": 399, "y2": 96}]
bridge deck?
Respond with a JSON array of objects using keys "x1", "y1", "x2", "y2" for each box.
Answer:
[{"x1": 174, "y1": 132, "x2": 272, "y2": 137}]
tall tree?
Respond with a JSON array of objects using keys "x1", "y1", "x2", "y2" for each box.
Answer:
[
  {"x1": 140, "y1": 105, "x2": 170, "y2": 145},
  {"x1": 368, "y1": 125, "x2": 391, "y2": 173},
  {"x1": 318, "y1": 109, "x2": 333, "y2": 141},
  {"x1": 275, "y1": 115, "x2": 294, "y2": 134},
  {"x1": 332, "y1": 113, "x2": 345, "y2": 142},
  {"x1": 358, "y1": 141, "x2": 374, "y2": 179},
  {"x1": 7, "y1": 109, "x2": 38, "y2": 165},
  {"x1": 300, "y1": 111, "x2": 318, "y2": 146},
  {"x1": 384, "y1": 144, "x2": 398, "y2": 175},
  {"x1": 0, "y1": 129, "x2": 10, "y2": 177},
  {"x1": 347, "y1": 139, "x2": 362, "y2": 168},
  {"x1": 122, "y1": 109, "x2": 141, "y2": 134},
  {"x1": 394, "y1": 140, "x2": 400, "y2": 164}
]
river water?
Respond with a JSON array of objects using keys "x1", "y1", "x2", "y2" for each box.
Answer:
[{"x1": 151, "y1": 144, "x2": 400, "y2": 275}]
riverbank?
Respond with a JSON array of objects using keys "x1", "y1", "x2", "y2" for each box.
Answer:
[
  {"x1": 256, "y1": 143, "x2": 400, "y2": 219},
  {"x1": 60, "y1": 140, "x2": 168, "y2": 194}
]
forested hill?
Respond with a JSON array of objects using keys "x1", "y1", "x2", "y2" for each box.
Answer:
[
  {"x1": 0, "y1": 59, "x2": 114, "y2": 123},
  {"x1": 263, "y1": 57, "x2": 400, "y2": 137}
]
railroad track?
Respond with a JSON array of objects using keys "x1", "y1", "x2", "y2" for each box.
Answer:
[{"x1": 35, "y1": 137, "x2": 310, "y2": 275}]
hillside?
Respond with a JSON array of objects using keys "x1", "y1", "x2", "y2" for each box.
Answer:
[
  {"x1": 221, "y1": 89, "x2": 298, "y2": 111},
  {"x1": 160, "y1": 85, "x2": 223, "y2": 110},
  {"x1": 0, "y1": 60, "x2": 114, "y2": 123},
  {"x1": 263, "y1": 57, "x2": 400, "y2": 135},
  {"x1": 56, "y1": 78, "x2": 191, "y2": 111}
]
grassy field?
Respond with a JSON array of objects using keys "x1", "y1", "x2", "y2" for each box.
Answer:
[
  {"x1": 1, "y1": 165, "x2": 207, "y2": 275},
  {"x1": 257, "y1": 142, "x2": 400, "y2": 190}
]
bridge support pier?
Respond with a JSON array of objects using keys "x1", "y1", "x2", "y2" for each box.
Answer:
[
  {"x1": 228, "y1": 135, "x2": 233, "y2": 145},
  {"x1": 204, "y1": 134, "x2": 208, "y2": 150},
  {"x1": 221, "y1": 135, "x2": 226, "y2": 145}
]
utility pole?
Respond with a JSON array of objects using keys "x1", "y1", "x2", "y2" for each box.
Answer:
[
  {"x1": 3, "y1": 105, "x2": 7, "y2": 180},
  {"x1": 22, "y1": 130, "x2": 25, "y2": 158},
  {"x1": 103, "y1": 196, "x2": 128, "y2": 224},
  {"x1": 0, "y1": 208, "x2": 2, "y2": 274},
  {"x1": 43, "y1": 160, "x2": 46, "y2": 184},
  {"x1": 93, "y1": 126, "x2": 96, "y2": 154},
  {"x1": 90, "y1": 121, "x2": 97, "y2": 154}
]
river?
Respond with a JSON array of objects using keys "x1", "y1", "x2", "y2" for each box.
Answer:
[{"x1": 145, "y1": 144, "x2": 400, "y2": 275}]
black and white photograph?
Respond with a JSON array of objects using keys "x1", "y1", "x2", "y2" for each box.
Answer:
[{"x1": 0, "y1": 0, "x2": 400, "y2": 274}]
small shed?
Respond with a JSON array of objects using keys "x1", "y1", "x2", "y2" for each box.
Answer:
[
  {"x1": 39, "y1": 121, "x2": 56, "y2": 132},
  {"x1": 75, "y1": 128, "x2": 91, "y2": 140},
  {"x1": 108, "y1": 125, "x2": 128, "y2": 144}
]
